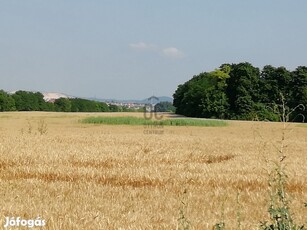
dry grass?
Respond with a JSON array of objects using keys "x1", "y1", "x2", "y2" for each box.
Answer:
[{"x1": 0, "y1": 112, "x2": 306, "y2": 229}]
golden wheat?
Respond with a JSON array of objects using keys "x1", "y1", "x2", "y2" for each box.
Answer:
[{"x1": 0, "y1": 112, "x2": 306, "y2": 229}]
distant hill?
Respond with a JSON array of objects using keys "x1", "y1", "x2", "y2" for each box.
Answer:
[{"x1": 87, "y1": 96, "x2": 173, "y2": 104}]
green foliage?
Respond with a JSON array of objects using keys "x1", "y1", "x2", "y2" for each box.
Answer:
[
  {"x1": 54, "y1": 98, "x2": 72, "y2": 112},
  {"x1": 173, "y1": 63, "x2": 307, "y2": 122},
  {"x1": 154, "y1": 101, "x2": 175, "y2": 112},
  {"x1": 249, "y1": 103, "x2": 280, "y2": 121},
  {"x1": 259, "y1": 164, "x2": 305, "y2": 230},
  {"x1": 289, "y1": 66, "x2": 307, "y2": 121},
  {"x1": 0, "y1": 89, "x2": 127, "y2": 113},
  {"x1": 121, "y1": 106, "x2": 137, "y2": 112},
  {"x1": 260, "y1": 65, "x2": 292, "y2": 105},
  {"x1": 70, "y1": 98, "x2": 109, "y2": 112},
  {"x1": 259, "y1": 101, "x2": 305, "y2": 230},
  {"x1": 173, "y1": 66, "x2": 230, "y2": 119},
  {"x1": 0, "y1": 90, "x2": 15, "y2": 111},
  {"x1": 108, "y1": 104, "x2": 122, "y2": 112},
  {"x1": 82, "y1": 116, "x2": 146, "y2": 125},
  {"x1": 82, "y1": 116, "x2": 228, "y2": 127},
  {"x1": 12, "y1": 91, "x2": 47, "y2": 111},
  {"x1": 162, "y1": 118, "x2": 227, "y2": 127},
  {"x1": 209, "y1": 68, "x2": 230, "y2": 80},
  {"x1": 173, "y1": 83, "x2": 190, "y2": 115},
  {"x1": 44, "y1": 102, "x2": 56, "y2": 111},
  {"x1": 226, "y1": 62, "x2": 261, "y2": 119}
]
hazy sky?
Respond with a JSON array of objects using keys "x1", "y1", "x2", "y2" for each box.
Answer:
[{"x1": 1, "y1": 1, "x2": 307, "y2": 99}]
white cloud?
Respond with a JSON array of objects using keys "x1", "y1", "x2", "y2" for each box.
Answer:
[
  {"x1": 130, "y1": 42, "x2": 184, "y2": 59},
  {"x1": 129, "y1": 42, "x2": 156, "y2": 50},
  {"x1": 162, "y1": 47, "x2": 184, "y2": 59}
]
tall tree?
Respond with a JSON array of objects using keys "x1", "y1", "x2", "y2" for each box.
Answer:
[
  {"x1": 173, "y1": 63, "x2": 307, "y2": 122},
  {"x1": 199, "y1": 68, "x2": 230, "y2": 118},
  {"x1": 173, "y1": 82, "x2": 191, "y2": 115},
  {"x1": 260, "y1": 65, "x2": 292, "y2": 105},
  {"x1": 12, "y1": 91, "x2": 46, "y2": 111},
  {"x1": 173, "y1": 67, "x2": 230, "y2": 118},
  {"x1": 0, "y1": 90, "x2": 15, "y2": 111},
  {"x1": 226, "y1": 62, "x2": 261, "y2": 119},
  {"x1": 290, "y1": 66, "x2": 307, "y2": 121},
  {"x1": 54, "y1": 98, "x2": 72, "y2": 112}
]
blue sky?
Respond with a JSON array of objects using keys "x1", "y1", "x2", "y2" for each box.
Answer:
[{"x1": 1, "y1": 0, "x2": 307, "y2": 99}]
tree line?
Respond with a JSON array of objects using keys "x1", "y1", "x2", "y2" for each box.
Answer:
[
  {"x1": 0, "y1": 90, "x2": 134, "y2": 112},
  {"x1": 173, "y1": 63, "x2": 307, "y2": 122},
  {"x1": 0, "y1": 90, "x2": 174, "y2": 113}
]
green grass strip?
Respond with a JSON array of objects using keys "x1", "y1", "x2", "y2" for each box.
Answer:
[{"x1": 81, "y1": 116, "x2": 227, "y2": 127}]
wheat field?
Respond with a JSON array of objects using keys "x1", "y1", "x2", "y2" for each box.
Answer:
[{"x1": 0, "y1": 112, "x2": 306, "y2": 229}]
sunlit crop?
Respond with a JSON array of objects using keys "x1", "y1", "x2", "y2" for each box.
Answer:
[{"x1": 0, "y1": 112, "x2": 306, "y2": 229}]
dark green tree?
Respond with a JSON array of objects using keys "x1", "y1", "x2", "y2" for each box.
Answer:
[
  {"x1": 289, "y1": 66, "x2": 307, "y2": 121},
  {"x1": 201, "y1": 68, "x2": 230, "y2": 118},
  {"x1": 174, "y1": 73, "x2": 209, "y2": 117},
  {"x1": 108, "y1": 104, "x2": 122, "y2": 112},
  {"x1": 70, "y1": 98, "x2": 109, "y2": 112},
  {"x1": 173, "y1": 67, "x2": 230, "y2": 118},
  {"x1": 54, "y1": 98, "x2": 72, "y2": 112},
  {"x1": 97, "y1": 101, "x2": 109, "y2": 112},
  {"x1": 0, "y1": 90, "x2": 16, "y2": 111},
  {"x1": 173, "y1": 63, "x2": 307, "y2": 122},
  {"x1": 12, "y1": 91, "x2": 46, "y2": 111},
  {"x1": 173, "y1": 83, "x2": 190, "y2": 115},
  {"x1": 35, "y1": 92, "x2": 48, "y2": 111},
  {"x1": 45, "y1": 102, "x2": 56, "y2": 111},
  {"x1": 154, "y1": 101, "x2": 175, "y2": 112},
  {"x1": 226, "y1": 62, "x2": 261, "y2": 119},
  {"x1": 260, "y1": 65, "x2": 292, "y2": 105}
]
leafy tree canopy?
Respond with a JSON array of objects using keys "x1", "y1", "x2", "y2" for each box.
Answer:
[
  {"x1": 173, "y1": 63, "x2": 307, "y2": 122},
  {"x1": 0, "y1": 90, "x2": 15, "y2": 111}
]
